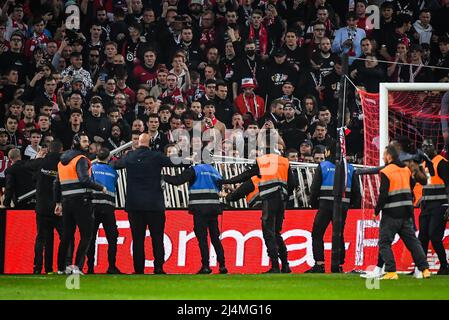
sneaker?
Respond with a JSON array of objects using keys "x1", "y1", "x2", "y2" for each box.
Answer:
[
  {"x1": 381, "y1": 272, "x2": 398, "y2": 280},
  {"x1": 305, "y1": 264, "x2": 325, "y2": 273},
  {"x1": 437, "y1": 265, "x2": 449, "y2": 275},
  {"x1": 413, "y1": 268, "x2": 423, "y2": 279},
  {"x1": 71, "y1": 268, "x2": 84, "y2": 275},
  {"x1": 107, "y1": 266, "x2": 123, "y2": 274},
  {"x1": 331, "y1": 265, "x2": 344, "y2": 273},
  {"x1": 154, "y1": 268, "x2": 167, "y2": 275},
  {"x1": 219, "y1": 266, "x2": 228, "y2": 274},
  {"x1": 197, "y1": 266, "x2": 212, "y2": 274},
  {"x1": 281, "y1": 264, "x2": 292, "y2": 274},
  {"x1": 56, "y1": 270, "x2": 65, "y2": 275},
  {"x1": 263, "y1": 267, "x2": 281, "y2": 274},
  {"x1": 360, "y1": 266, "x2": 384, "y2": 279},
  {"x1": 65, "y1": 265, "x2": 74, "y2": 275},
  {"x1": 33, "y1": 270, "x2": 41, "y2": 275},
  {"x1": 422, "y1": 269, "x2": 431, "y2": 279}
]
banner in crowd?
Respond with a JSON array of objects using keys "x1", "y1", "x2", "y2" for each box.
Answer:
[{"x1": 4, "y1": 210, "x2": 449, "y2": 274}]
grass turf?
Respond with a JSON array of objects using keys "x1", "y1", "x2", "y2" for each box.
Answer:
[{"x1": 1, "y1": 274, "x2": 449, "y2": 300}]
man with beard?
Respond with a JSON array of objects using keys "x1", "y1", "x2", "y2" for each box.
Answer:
[
  {"x1": 214, "y1": 81, "x2": 236, "y2": 128},
  {"x1": 54, "y1": 133, "x2": 107, "y2": 274},
  {"x1": 279, "y1": 103, "x2": 308, "y2": 150},
  {"x1": 263, "y1": 48, "x2": 297, "y2": 105}
]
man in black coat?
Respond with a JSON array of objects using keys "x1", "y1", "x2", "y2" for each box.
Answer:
[
  {"x1": 25, "y1": 140, "x2": 64, "y2": 274},
  {"x1": 113, "y1": 133, "x2": 180, "y2": 274},
  {"x1": 3, "y1": 148, "x2": 35, "y2": 209}
]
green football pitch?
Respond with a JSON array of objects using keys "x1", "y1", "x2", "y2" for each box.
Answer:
[{"x1": 0, "y1": 274, "x2": 449, "y2": 300}]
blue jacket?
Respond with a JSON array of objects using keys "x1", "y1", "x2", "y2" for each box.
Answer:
[
  {"x1": 319, "y1": 160, "x2": 354, "y2": 204},
  {"x1": 188, "y1": 164, "x2": 222, "y2": 207},
  {"x1": 92, "y1": 162, "x2": 118, "y2": 207}
]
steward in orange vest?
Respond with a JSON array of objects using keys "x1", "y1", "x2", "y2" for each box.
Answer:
[
  {"x1": 374, "y1": 145, "x2": 430, "y2": 279},
  {"x1": 225, "y1": 175, "x2": 262, "y2": 209},
  {"x1": 222, "y1": 130, "x2": 298, "y2": 273},
  {"x1": 53, "y1": 133, "x2": 106, "y2": 275},
  {"x1": 420, "y1": 139, "x2": 449, "y2": 274}
]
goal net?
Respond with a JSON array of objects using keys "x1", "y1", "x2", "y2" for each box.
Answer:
[{"x1": 357, "y1": 83, "x2": 449, "y2": 271}]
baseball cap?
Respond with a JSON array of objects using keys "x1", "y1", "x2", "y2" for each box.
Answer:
[
  {"x1": 72, "y1": 74, "x2": 83, "y2": 84},
  {"x1": 241, "y1": 78, "x2": 255, "y2": 89},
  {"x1": 272, "y1": 47, "x2": 286, "y2": 57},
  {"x1": 300, "y1": 139, "x2": 313, "y2": 148},
  {"x1": 189, "y1": 0, "x2": 204, "y2": 5}
]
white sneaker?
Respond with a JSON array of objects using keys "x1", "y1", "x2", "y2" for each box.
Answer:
[
  {"x1": 65, "y1": 265, "x2": 74, "y2": 275},
  {"x1": 71, "y1": 268, "x2": 84, "y2": 275},
  {"x1": 56, "y1": 270, "x2": 65, "y2": 275},
  {"x1": 360, "y1": 266, "x2": 384, "y2": 279},
  {"x1": 413, "y1": 267, "x2": 423, "y2": 279}
]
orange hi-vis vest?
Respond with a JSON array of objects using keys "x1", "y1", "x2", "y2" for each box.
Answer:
[
  {"x1": 380, "y1": 163, "x2": 413, "y2": 212},
  {"x1": 422, "y1": 155, "x2": 448, "y2": 203},
  {"x1": 57, "y1": 155, "x2": 92, "y2": 198},
  {"x1": 256, "y1": 154, "x2": 289, "y2": 199},
  {"x1": 246, "y1": 176, "x2": 261, "y2": 207}
]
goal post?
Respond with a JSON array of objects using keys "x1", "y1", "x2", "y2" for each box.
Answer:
[{"x1": 378, "y1": 82, "x2": 449, "y2": 165}]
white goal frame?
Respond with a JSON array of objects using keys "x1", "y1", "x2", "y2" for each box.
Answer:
[{"x1": 378, "y1": 82, "x2": 449, "y2": 165}]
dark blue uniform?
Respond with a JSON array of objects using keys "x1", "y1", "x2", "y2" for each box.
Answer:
[
  {"x1": 163, "y1": 164, "x2": 227, "y2": 274},
  {"x1": 86, "y1": 162, "x2": 120, "y2": 273}
]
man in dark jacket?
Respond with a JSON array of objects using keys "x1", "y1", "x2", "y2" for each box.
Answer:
[
  {"x1": 25, "y1": 140, "x2": 64, "y2": 274},
  {"x1": 53, "y1": 133, "x2": 106, "y2": 275},
  {"x1": 163, "y1": 163, "x2": 228, "y2": 275},
  {"x1": 112, "y1": 133, "x2": 179, "y2": 274},
  {"x1": 3, "y1": 148, "x2": 35, "y2": 209}
]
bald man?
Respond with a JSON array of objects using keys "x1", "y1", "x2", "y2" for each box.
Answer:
[{"x1": 113, "y1": 133, "x2": 180, "y2": 274}]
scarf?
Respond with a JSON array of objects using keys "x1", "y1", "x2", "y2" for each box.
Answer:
[
  {"x1": 243, "y1": 93, "x2": 260, "y2": 120},
  {"x1": 161, "y1": 87, "x2": 184, "y2": 104},
  {"x1": 249, "y1": 24, "x2": 268, "y2": 55}
]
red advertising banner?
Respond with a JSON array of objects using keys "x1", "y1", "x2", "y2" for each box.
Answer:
[{"x1": 4, "y1": 210, "x2": 449, "y2": 274}]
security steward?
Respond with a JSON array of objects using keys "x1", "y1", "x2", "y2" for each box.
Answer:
[
  {"x1": 113, "y1": 133, "x2": 180, "y2": 274},
  {"x1": 375, "y1": 145, "x2": 431, "y2": 280},
  {"x1": 420, "y1": 139, "x2": 449, "y2": 275},
  {"x1": 3, "y1": 148, "x2": 36, "y2": 209},
  {"x1": 163, "y1": 163, "x2": 228, "y2": 274},
  {"x1": 306, "y1": 145, "x2": 360, "y2": 273},
  {"x1": 54, "y1": 133, "x2": 107, "y2": 274},
  {"x1": 24, "y1": 140, "x2": 64, "y2": 274},
  {"x1": 86, "y1": 147, "x2": 122, "y2": 275},
  {"x1": 222, "y1": 129, "x2": 298, "y2": 273}
]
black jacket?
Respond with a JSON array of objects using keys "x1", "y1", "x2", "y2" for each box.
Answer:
[
  {"x1": 4, "y1": 160, "x2": 35, "y2": 207},
  {"x1": 53, "y1": 149, "x2": 104, "y2": 202},
  {"x1": 113, "y1": 146, "x2": 176, "y2": 212},
  {"x1": 25, "y1": 152, "x2": 61, "y2": 215}
]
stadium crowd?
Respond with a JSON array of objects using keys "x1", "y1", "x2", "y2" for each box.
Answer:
[{"x1": 0, "y1": 0, "x2": 448, "y2": 202}]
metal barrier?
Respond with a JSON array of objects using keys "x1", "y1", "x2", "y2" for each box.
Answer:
[{"x1": 114, "y1": 157, "x2": 379, "y2": 209}]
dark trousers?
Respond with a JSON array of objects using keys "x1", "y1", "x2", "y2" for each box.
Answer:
[
  {"x1": 127, "y1": 210, "x2": 165, "y2": 273},
  {"x1": 311, "y1": 203, "x2": 348, "y2": 265},
  {"x1": 419, "y1": 206, "x2": 448, "y2": 267},
  {"x1": 261, "y1": 192, "x2": 288, "y2": 266},
  {"x1": 57, "y1": 197, "x2": 94, "y2": 271},
  {"x1": 379, "y1": 215, "x2": 429, "y2": 272},
  {"x1": 193, "y1": 212, "x2": 225, "y2": 267},
  {"x1": 34, "y1": 214, "x2": 63, "y2": 273},
  {"x1": 86, "y1": 204, "x2": 119, "y2": 270}
]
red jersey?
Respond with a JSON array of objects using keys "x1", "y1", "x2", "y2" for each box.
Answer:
[{"x1": 132, "y1": 64, "x2": 158, "y2": 88}]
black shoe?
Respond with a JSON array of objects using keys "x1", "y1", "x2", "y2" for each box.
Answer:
[
  {"x1": 281, "y1": 264, "x2": 292, "y2": 274},
  {"x1": 305, "y1": 264, "x2": 325, "y2": 273},
  {"x1": 331, "y1": 265, "x2": 344, "y2": 273},
  {"x1": 437, "y1": 265, "x2": 449, "y2": 275},
  {"x1": 86, "y1": 267, "x2": 95, "y2": 275},
  {"x1": 154, "y1": 268, "x2": 167, "y2": 275},
  {"x1": 219, "y1": 266, "x2": 228, "y2": 274},
  {"x1": 33, "y1": 269, "x2": 41, "y2": 275},
  {"x1": 263, "y1": 267, "x2": 281, "y2": 274},
  {"x1": 197, "y1": 266, "x2": 212, "y2": 274},
  {"x1": 107, "y1": 266, "x2": 123, "y2": 274}
]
